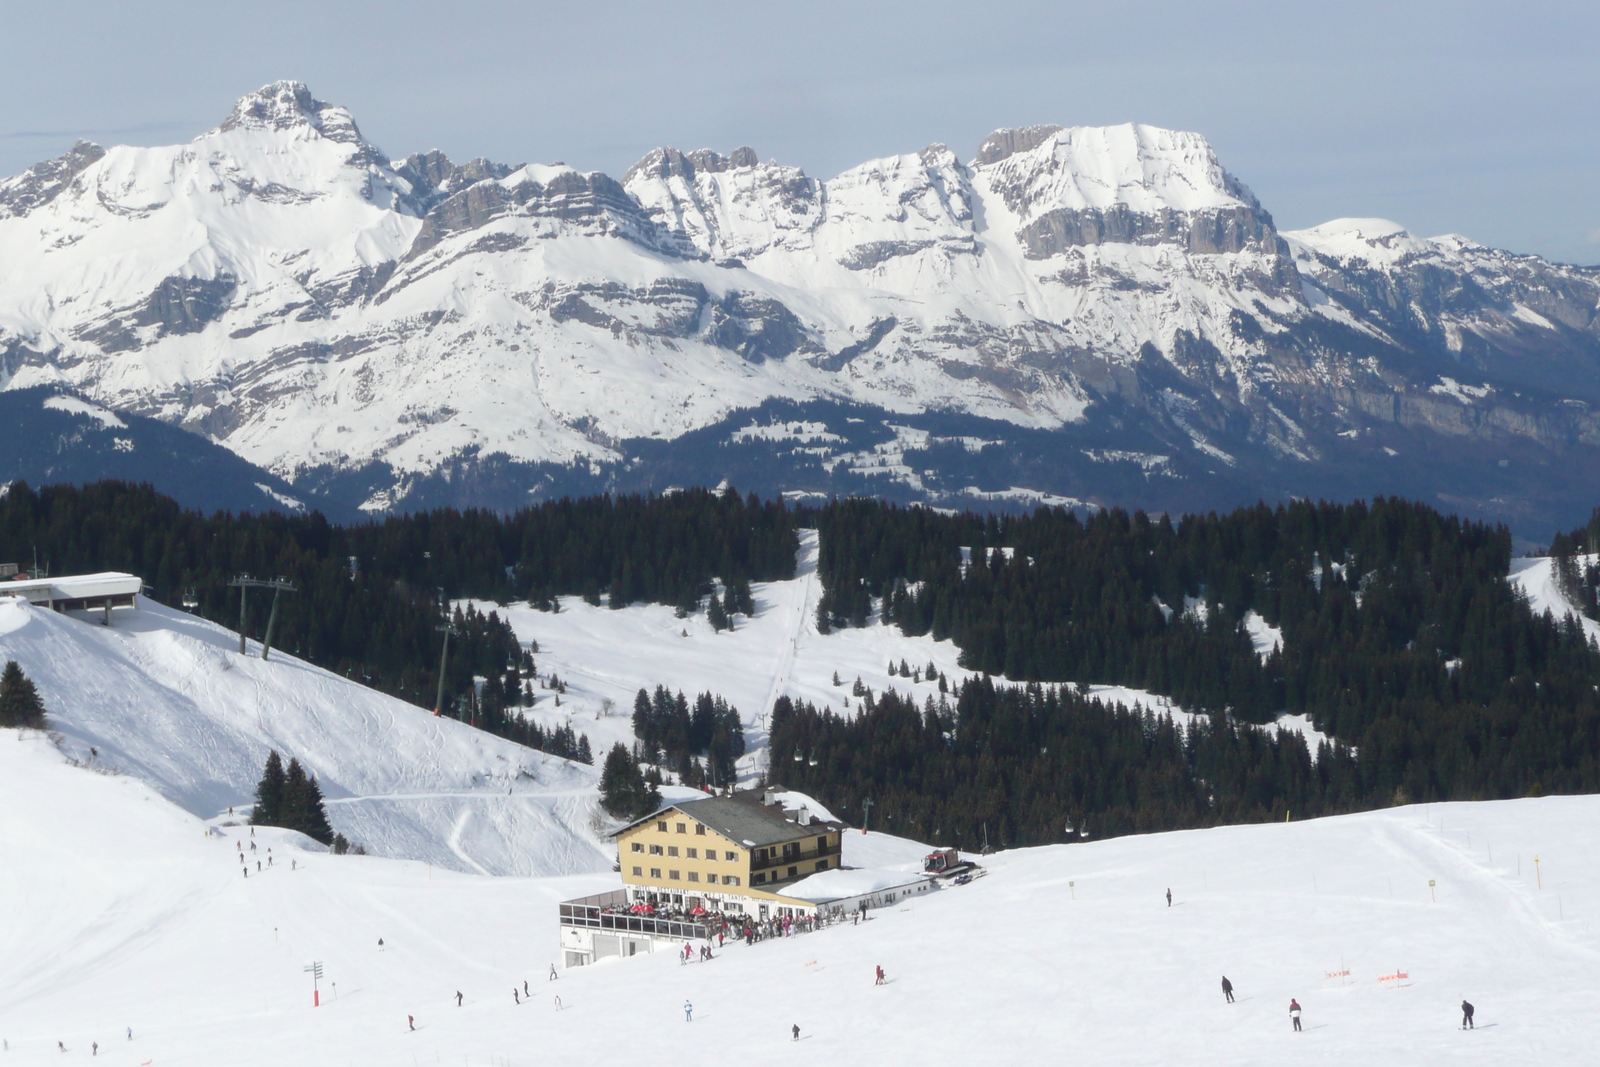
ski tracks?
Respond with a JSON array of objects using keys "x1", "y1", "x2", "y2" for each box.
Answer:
[{"x1": 446, "y1": 807, "x2": 492, "y2": 876}]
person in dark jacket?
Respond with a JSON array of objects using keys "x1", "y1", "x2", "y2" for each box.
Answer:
[
  {"x1": 1290, "y1": 998, "x2": 1302, "y2": 1031},
  {"x1": 1461, "y1": 1000, "x2": 1475, "y2": 1029},
  {"x1": 1221, "y1": 976, "x2": 1234, "y2": 1003}
]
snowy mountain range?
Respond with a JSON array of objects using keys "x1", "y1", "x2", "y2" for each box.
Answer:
[{"x1": 2, "y1": 82, "x2": 1598, "y2": 531}]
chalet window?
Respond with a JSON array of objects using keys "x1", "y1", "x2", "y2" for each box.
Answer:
[
  {"x1": 704, "y1": 850, "x2": 716, "y2": 862},
  {"x1": 650, "y1": 868, "x2": 661, "y2": 878},
  {"x1": 725, "y1": 851, "x2": 737, "y2": 861},
  {"x1": 787, "y1": 866, "x2": 798, "y2": 878},
  {"x1": 688, "y1": 872, "x2": 699, "y2": 882},
  {"x1": 726, "y1": 875, "x2": 740, "y2": 886},
  {"x1": 816, "y1": 836, "x2": 828, "y2": 850},
  {"x1": 686, "y1": 848, "x2": 697, "y2": 859},
  {"x1": 669, "y1": 870, "x2": 681, "y2": 881},
  {"x1": 815, "y1": 860, "x2": 828, "y2": 871},
  {"x1": 632, "y1": 866, "x2": 642, "y2": 876},
  {"x1": 752, "y1": 873, "x2": 766, "y2": 885},
  {"x1": 668, "y1": 846, "x2": 679, "y2": 857},
  {"x1": 695, "y1": 824, "x2": 705, "y2": 835},
  {"x1": 631, "y1": 842, "x2": 643, "y2": 853},
  {"x1": 657, "y1": 821, "x2": 667, "y2": 832},
  {"x1": 649, "y1": 844, "x2": 663, "y2": 855},
  {"x1": 676, "y1": 823, "x2": 687, "y2": 834}
]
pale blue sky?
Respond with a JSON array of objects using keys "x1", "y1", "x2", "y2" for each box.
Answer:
[{"x1": 3, "y1": 0, "x2": 1595, "y2": 263}]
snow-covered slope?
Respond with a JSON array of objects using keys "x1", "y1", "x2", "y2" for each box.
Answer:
[
  {"x1": 1509, "y1": 554, "x2": 1600, "y2": 645},
  {"x1": 469, "y1": 530, "x2": 981, "y2": 780},
  {"x1": 0, "y1": 593, "x2": 606, "y2": 875},
  {"x1": 2, "y1": 726, "x2": 1596, "y2": 1065},
  {"x1": 6, "y1": 82, "x2": 1599, "y2": 523}
]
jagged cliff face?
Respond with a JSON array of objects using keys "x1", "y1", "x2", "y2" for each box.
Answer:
[{"x1": 1, "y1": 82, "x2": 1598, "y2": 524}]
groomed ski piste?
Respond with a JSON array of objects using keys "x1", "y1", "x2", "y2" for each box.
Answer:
[
  {"x1": 2, "y1": 726, "x2": 1597, "y2": 1066},
  {"x1": 0, "y1": 545, "x2": 1596, "y2": 1063}
]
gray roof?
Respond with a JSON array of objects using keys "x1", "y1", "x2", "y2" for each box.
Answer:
[{"x1": 618, "y1": 792, "x2": 843, "y2": 848}]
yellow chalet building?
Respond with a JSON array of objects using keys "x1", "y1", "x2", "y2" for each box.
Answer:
[{"x1": 558, "y1": 789, "x2": 853, "y2": 967}]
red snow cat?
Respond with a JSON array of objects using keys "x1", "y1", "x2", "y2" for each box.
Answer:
[{"x1": 923, "y1": 848, "x2": 979, "y2": 881}]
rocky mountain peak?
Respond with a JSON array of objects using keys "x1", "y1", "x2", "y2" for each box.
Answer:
[
  {"x1": 218, "y1": 80, "x2": 367, "y2": 147},
  {"x1": 974, "y1": 125, "x2": 1064, "y2": 165},
  {"x1": 0, "y1": 139, "x2": 106, "y2": 219},
  {"x1": 623, "y1": 145, "x2": 761, "y2": 185}
]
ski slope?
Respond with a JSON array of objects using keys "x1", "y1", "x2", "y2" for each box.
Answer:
[
  {"x1": 473, "y1": 530, "x2": 983, "y2": 783},
  {"x1": 1, "y1": 729, "x2": 1596, "y2": 1066},
  {"x1": 0, "y1": 594, "x2": 607, "y2": 876},
  {"x1": 1510, "y1": 554, "x2": 1600, "y2": 645},
  {"x1": 475, "y1": 529, "x2": 1333, "y2": 784}
]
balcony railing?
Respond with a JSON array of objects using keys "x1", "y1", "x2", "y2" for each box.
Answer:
[
  {"x1": 749, "y1": 842, "x2": 834, "y2": 873},
  {"x1": 559, "y1": 890, "x2": 713, "y2": 941}
]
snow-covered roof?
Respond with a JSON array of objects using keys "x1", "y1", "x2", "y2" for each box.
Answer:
[
  {"x1": 781, "y1": 866, "x2": 930, "y2": 904},
  {"x1": 637, "y1": 791, "x2": 844, "y2": 847},
  {"x1": 2, "y1": 572, "x2": 142, "y2": 604}
]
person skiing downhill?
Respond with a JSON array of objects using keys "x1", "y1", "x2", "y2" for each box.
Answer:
[
  {"x1": 1166, "y1": 888, "x2": 1172, "y2": 907},
  {"x1": 1289, "y1": 999, "x2": 1303, "y2": 1032},
  {"x1": 1461, "y1": 1000, "x2": 1475, "y2": 1029},
  {"x1": 455, "y1": 991, "x2": 463, "y2": 1007},
  {"x1": 408, "y1": 1015, "x2": 414, "y2": 1032},
  {"x1": 549, "y1": 965, "x2": 558, "y2": 981},
  {"x1": 684, "y1": 1000, "x2": 693, "y2": 1022},
  {"x1": 513, "y1": 988, "x2": 520, "y2": 1004},
  {"x1": 792, "y1": 1024, "x2": 800, "y2": 1041},
  {"x1": 1221, "y1": 976, "x2": 1234, "y2": 1003}
]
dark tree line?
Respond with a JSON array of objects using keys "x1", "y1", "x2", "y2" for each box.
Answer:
[
  {"x1": 769, "y1": 681, "x2": 1359, "y2": 849},
  {"x1": 0, "y1": 481, "x2": 795, "y2": 753},
  {"x1": 632, "y1": 686, "x2": 746, "y2": 789},
  {"x1": 1551, "y1": 506, "x2": 1600, "y2": 622},
  {"x1": 801, "y1": 497, "x2": 1600, "y2": 813}
]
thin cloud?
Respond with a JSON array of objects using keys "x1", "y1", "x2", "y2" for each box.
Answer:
[{"x1": 0, "y1": 121, "x2": 188, "y2": 141}]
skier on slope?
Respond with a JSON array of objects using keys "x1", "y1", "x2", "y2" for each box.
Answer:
[
  {"x1": 1461, "y1": 1000, "x2": 1475, "y2": 1029},
  {"x1": 1166, "y1": 888, "x2": 1172, "y2": 907},
  {"x1": 513, "y1": 988, "x2": 520, "y2": 1004},
  {"x1": 792, "y1": 1024, "x2": 800, "y2": 1041},
  {"x1": 1221, "y1": 976, "x2": 1234, "y2": 1003},
  {"x1": 684, "y1": 1000, "x2": 693, "y2": 1022},
  {"x1": 408, "y1": 1015, "x2": 415, "y2": 1031},
  {"x1": 456, "y1": 991, "x2": 463, "y2": 1007},
  {"x1": 1289, "y1": 998, "x2": 1302, "y2": 1032},
  {"x1": 549, "y1": 965, "x2": 558, "y2": 981}
]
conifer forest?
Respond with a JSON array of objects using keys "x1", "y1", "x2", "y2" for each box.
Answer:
[{"x1": 3, "y1": 480, "x2": 1599, "y2": 847}]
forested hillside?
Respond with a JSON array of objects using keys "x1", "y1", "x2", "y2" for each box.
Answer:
[
  {"x1": 799, "y1": 498, "x2": 1600, "y2": 846},
  {"x1": 6, "y1": 480, "x2": 1599, "y2": 847},
  {"x1": 0, "y1": 482, "x2": 797, "y2": 747}
]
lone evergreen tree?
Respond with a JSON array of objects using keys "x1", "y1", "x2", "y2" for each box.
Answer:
[
  {"x1": 0, "y1": 660, "x2": 46, "y2": 728},
  {"x1": 250, "y1": 750, "x2": 287, "y2": 825},
  {"x1": 707, "y1": 593, "x2": 730, "y2": 632}
]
